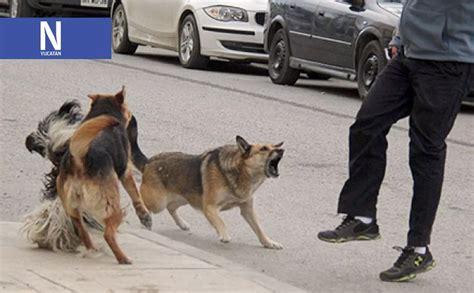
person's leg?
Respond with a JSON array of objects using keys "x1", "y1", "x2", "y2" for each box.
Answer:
[
  {"x1": 337, "y1": 56, "x2": 414, "y2": 219},
  {"x1": 319, "y1": 55, "x2": 414, "y2": 243},
  {"x1": 407, "y1": 61, "x2": 473, "y2": 247},
  {"x1": 379, "y1": 61, "x2": 473, "y2": 282}
]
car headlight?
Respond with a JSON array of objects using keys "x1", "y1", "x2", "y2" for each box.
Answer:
[{"x1": 204, "y1": 6, "x2": 248, "y2": 22}]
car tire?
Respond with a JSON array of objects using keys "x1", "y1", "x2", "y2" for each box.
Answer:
[
  {"x1": 306, "y1": 72, "x2": 331, "y2": 80},
  {"x1": 357, "y1": 40, "x2": 387, "y2": 99},
  {"x1": 268, "y1": 29, "x2": 300, "y2": 85},
  {"x1": 112, "y1": 4, "x2": 138, "y2": 55},
  {"x1": 10, "y1": 0, "x2": 35, "y2": 17},
  {"x1": 179, "y1": 14, "x2": 209, "y2": 69}
]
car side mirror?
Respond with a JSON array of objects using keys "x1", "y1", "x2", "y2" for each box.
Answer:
[{"x1": 350, "y1": 0, "x2": 365, "y2": 12}]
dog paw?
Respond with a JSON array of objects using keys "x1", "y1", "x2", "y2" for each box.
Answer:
[
  {"x1": 178, "y1": 221, "x2": 190, "y2": 231},
  {"x1": 220, "y1": 236, "x2": 231, "y2": 243},
  {"x1": 139, "y1": 213, "x2": 153, "y2": 230},
  {"x1": 118, "y1": 257, "x2": 133, "y2": 265},
  {"x1": 78, "y1": 247, "x2": 101, "y2": 259},
  {"x1": 263, "y1": 240, "x2": 283, "y2": 250}
]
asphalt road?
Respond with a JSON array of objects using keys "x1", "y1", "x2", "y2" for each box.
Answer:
[{"x1": 1, "y1": 47, "x2": 473, "y2": 292}]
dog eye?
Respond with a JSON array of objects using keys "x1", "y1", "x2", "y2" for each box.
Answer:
[{"x1": 260, "y1": 146, "x2": 269, "y2": 152}]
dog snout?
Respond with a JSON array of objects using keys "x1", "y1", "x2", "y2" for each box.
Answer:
[
  {"x1": 25, "y1": 133, "x2": 45, "y2": 156},
  {"x1": 25, "y1": 133, "x2": 36, "y2": 153}
]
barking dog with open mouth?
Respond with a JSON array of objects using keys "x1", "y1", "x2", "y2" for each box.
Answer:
[
  {"x1": 128, "y1": 117, "x2": 285, "y2": 249},
  {"x1": 56, "y1": 87, "x2": 151, "y2": 264}
]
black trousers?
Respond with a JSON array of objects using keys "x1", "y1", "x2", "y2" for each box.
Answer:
[{"x1": 337, "y1": 53, "x2": 473, "y2": 246}]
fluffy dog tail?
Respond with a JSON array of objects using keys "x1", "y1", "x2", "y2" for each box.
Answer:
[
  {"x1": 22, "y1": 197, "x2": 105, "y2": 252},
  {"x1": 69, "y1": 115, "x2": 119, "y2": 163},
  {"x1": 127, "y1": 115, "x2": 149, "y2": 173},
  {"x1": 22, "y1": 198, "x2": 82, "y2": 251}
]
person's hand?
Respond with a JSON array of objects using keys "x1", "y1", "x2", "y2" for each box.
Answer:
[{"x1": 389, "y1": 46, "x2": 399, "y2": 58}]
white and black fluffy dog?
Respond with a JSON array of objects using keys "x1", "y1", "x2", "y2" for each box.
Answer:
[
  {"x1": 25, "y1": 100, "x2": 83, "y2": 200},
  {"x1": 23, "y1": 100, "x2": 103, "y2": 251}
]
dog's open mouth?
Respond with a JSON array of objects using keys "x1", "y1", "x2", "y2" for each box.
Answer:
[{"x1": 265, "y1": 150, "x2": 284, "y2": 178}]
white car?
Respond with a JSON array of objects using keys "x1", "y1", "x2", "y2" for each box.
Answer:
[{"x1": 111, "y1": 0, "x2": 268, "y2": 68}]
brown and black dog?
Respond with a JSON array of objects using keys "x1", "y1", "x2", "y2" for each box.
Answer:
[
  {"x1": 56, "y1": 87, "x2": 151, "y2": 264},
  {"x1": 128, "y1": 117, "x2": 285, "y2": 249}
]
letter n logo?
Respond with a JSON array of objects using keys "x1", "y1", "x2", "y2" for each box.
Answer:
[{"x1": 40, "y1": 21, "x2": 61, "y2": 51}]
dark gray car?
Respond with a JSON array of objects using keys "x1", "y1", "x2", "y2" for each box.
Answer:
[{"x1": 264, "y1": 0, "x2": 401, "y2": 98}]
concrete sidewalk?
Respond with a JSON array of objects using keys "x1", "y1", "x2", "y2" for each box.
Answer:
[{"x1": 0, "y1": 222, "x2": 305, "y2": 292}]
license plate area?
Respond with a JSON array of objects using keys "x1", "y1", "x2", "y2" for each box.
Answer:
[{"x1": 80, "y1": 0, "x2": 108, "y2": 8}]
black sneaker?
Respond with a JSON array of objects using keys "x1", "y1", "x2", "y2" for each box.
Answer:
[
  {"x1": 318, "y1": 216, "x2": 380, "y2": 243},
  {"x1": 379, "y1": 246, "x2": 436, "y2": 282}
]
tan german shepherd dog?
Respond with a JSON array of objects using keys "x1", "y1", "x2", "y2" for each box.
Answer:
[
  {"x1": 56, "y1": 87, "x2": 151, "y2": 264},
  {"x1": 128, "y1": 117, "x2": 285, "y2": 249}
]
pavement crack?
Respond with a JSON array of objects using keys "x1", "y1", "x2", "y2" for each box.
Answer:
[
  {"x1": 27, "y1": 269, "x2": 77, "y2": 292},
  {"x1": 9, "y1": 275, "x2": 41, "y2": 293},
  {"x1": 92, "y1": 60, "x2": 474, "y2": 149}
]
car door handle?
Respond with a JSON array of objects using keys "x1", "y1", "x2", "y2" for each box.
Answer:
[
  {"x1": 290, "y1": 3, "x2": 296, "y2": 9},
  {"x1": 318, "y1": 11, "x2": 325, "y2": 17}
]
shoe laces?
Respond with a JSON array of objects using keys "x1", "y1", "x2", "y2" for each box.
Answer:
[
  {"x1": 335, "y1": 216, "x2": 356, "y2": 231},
  {"x1": 393, "y1": 246, "x2": 415, "y2": 268}
]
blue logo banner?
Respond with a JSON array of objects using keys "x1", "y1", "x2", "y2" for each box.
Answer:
[{"x1": 0, "y1": 18, "x2": 111, "y2": 59}]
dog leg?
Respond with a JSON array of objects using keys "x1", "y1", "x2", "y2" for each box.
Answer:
[
  {"x1": 167, "y1": 200, "x2": 190, "y2": 231},
  {"x1": 104, "y1": 210, "x2": 132, "y2": 265},
  {"x1": 71, "y1": 209, "x2": 95, "y2": 251},
  {"x1": 240, "y1": 199, "x2": 283, "y2": 250},
  {"x1": 203, "y1": 205, "x2": 230, "y2": 243},
  {"x1": 120, "y1": 165, "x2": 152, "y2": 229}
]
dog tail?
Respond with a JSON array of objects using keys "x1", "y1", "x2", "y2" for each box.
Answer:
[
  {"x1": 69, "y1": 115, "x2": 119, "y2": 162},
  {"x1": 22, "y1": 197, "x2": 82, "y2": 251},
  {"x1": 127, "y1": 115, "x2": 149, "y2": 173},
  {"x1": 22, "y1": 197, "x2": 105, "y2": 252}
]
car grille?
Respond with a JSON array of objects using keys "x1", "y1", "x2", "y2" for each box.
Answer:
[
  {"x1": 255, "y1": 12, "x2": 265, "y2": 26},
  {"x1": 220, "y1": 41, "x2": 265, "y2": 54}
]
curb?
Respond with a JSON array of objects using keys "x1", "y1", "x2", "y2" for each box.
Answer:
[
  {"x1": 126, "y1": 226, "x2": 307, "y2": 293},
  {"x1": 3, "y1": 221, "x2": 306, "y2": 292}
]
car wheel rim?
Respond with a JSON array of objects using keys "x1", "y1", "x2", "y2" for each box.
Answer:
[
  {"x1": 112, "y1": 9, "x2": 126, "y2": 48},
  {"x1": 362, "y1": 54, "x2": 378, "y2": 88},
  {"x1": 180, "y1": 22, "x2": 194, "y2": 63},
  {"x1": 10, "y1": 0, "x2": 18, "y2": 18},
  {"x1": 270, "y1": 40, "x2": 286, "y2": 76}
]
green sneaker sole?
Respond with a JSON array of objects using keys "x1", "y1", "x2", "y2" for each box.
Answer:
[
  {"x1": 318, "y1": 233, "x2": 381, "y2": 243},
  {"x1": 416, "y1": 260, "x2": 437, "y2": 274},
  {"x1": 380, "y1": 273, "x2": 417, "y2": 282},
  {"x1": 380, "y1": 260, "x2": 436, "y2": 282}
]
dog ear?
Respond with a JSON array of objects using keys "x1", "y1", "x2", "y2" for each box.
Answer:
[
  {"x1": 58, "y1": 100, "x2": 79, "y2": 116},
  {"x1": 87, "y1": 94, "x2": 99, "y2": 101},
  {"x1": 236, "y1": 135, "x2": 251, "y2": 155},
  {"x1": 273, "y1": 141, "x2": 284, "y2": 148},
  {"x1": 115, "y1": 86, "x2": 126, "y2": 104}
]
